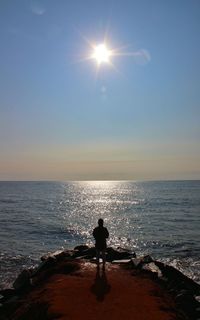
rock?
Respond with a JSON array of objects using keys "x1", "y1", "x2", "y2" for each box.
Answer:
[
  {"x1": 74, "y1": 245, "x2": 89, "y2": 252},
  {"x1": 54, "y1": 250, "x2": 73, "y2": 261},
  {"x1": 154, "y1": 261, "x2": 200, "y2": 295},
  {"x1": 142, "y1": 262, "x2": 162, "y2": 277},
  {"x1": 32, "y1": 259, "x2": 81, "y2": 286},
  {"x1": 0, "y1": 295, "x2": 20, "y2": 320},
  {"x1": 0, "y1": 289, "x2": 16, "y2": 299},
  {"x1": 195, "y1": 305, "x2": 200, "y2": 316},
  {"x1": 73, "y1": 246, "x2": 136, "y2": 261},
  {"x1": 175, "y1": 290, "x2": 199, "y2": 318},
  {"x1": 131, "y1": 255, "x2": 154, "y2": 269},
  {"x1": 13, "y1": 269, "x2": 31, "y2": 291},
  {"x1": 90, "y1": 257, "x2": 103, "y2": 264},
  {"x1": 131, "y1": 258, "x2": 143, "y2": 268},
  {"x1": 73, "y1": 247, "x2": 96, "y2": 259},
  {"x1": 82, "y1": 247, "x2": 96, "y2": 257},
  {"x1": 151, "y1": 261, "x2": 200, "y2": 319},
  {"x1": 112, "y1": 259, "x2": 132, "y2": 264},
  {"x1": 3, "y1": 295, "x2": 19, "y2": 305},
  {"x1": 1, "y1": 246, "x2": 200, "y2": 320},
  {"x1": 41, "y1": 250, "x2": 64, "y2": 261},
  {"x1": 33, "y1": 256, "x2": 57, "y2": 276},
  {"x1": 141, "y1": 255, "x2": 153, "y2": 264},
  {"x1": 106, "y1": 247, "x2": 135, "y2": 262},
  {"x1": 117, "y1": 247, "x2": 136, "y2": 257},
  {"x1": 0, "y1": 289, "x2": 19, "y2": 306},
  {"x1": 158, "y1": 276, "x2": 168, "y2": 284},
  {"x1": 40, "y1": 249, "x2": 74, "y2": 262}
]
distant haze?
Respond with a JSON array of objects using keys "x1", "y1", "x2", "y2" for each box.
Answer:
[{"x1": 1, "y1": 140, "x2": 199, "y2": 181}]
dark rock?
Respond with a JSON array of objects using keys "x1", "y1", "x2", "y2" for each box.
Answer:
[
  {"x1": 62, "y1": 246, "x2": 136, "y2": 262},
  {"x1": 196, "y1": 306, "x2": 200, "y2": 316},
  {"x1": 158, "y1": 276, "x2": 169, "y2": 284},
  {"x1": 152, "y1": 261, "x2": 200, "y2": 319},
  {"x1": 82, "y1": 247, "x2": 96, "y2": 258},
  {"x1": 54, "y1": 250, "x2": 73, "y2": 261},
  {"x1": 0, "y1": 289, "x2": 16, "y2": 299},
  {"x1": 142, "y1": 262, "x2": 162, "y2": 277},
  {"x1": 31, "y1": 260, "x2": 81, "y2": 286},
  {"x1": 117, "y1": 247, "x2": 136, "y2": 257},
  {"x1": 175, "y1": 290, "x2": 199, "y2": 318},
  {"x1": 0, "y1": 295, "x2": 20, "y2": 320},
  {"x1": 33, "y1": 256, "x2": 57, "y2": 276},
  {"x1": 131, "y1": 255, "x2": 154, "y2": 269},
  {"x1": 41, "y1": 250, "x2": 63, "y2": 261},
  {"x1": 141, "y1": 255, "x2": 153, "y2": 264},
  {"x1": 106, "y1": 247, "x2": 135, "y2": 262},
  {"x1": 73, "y1": 247, "x2": 96, "y2": 259},
  {"x1": 131, "y1": 258, "x2": 143, "y2": 268},
  {"x1": 73, "y1": 246, "x2": 136, "y2": 261},
  {"x1": 41, "y1": 249, "x2": 74, "y2": 262},
  {"x1": 12, "y1": 301, "x2": 50, "y2": 320},
  {"x1": 3, "y1": 295, "x2": 19, "y2": 305},
  {"x1": 175, "y1": 290, "x2": 193, "y2": 302},
  {"x1": 46, "y1": 260, "x2": 81, "y2": 277},
  {"x1": 74, "y1": 245, "x2": 89, "y2": 252},
  {"x1": 43, "y1": 246, "x2": 137, "y2": 262},
  {"x1": 0, "y1": 289, "x2": 19, "y2": 307},
  {"x1": 13, "y1": 269, "x2": 31, "y2": 291},
  {"x1": 154, "y1": 261, "x2": 200, "y2": 295},
  {"x1": 76, "y1": 254, "x2": 95, "y2": 260},
  {"x1": 112, "y1": 259, "x2": 132, "y2": 264}
]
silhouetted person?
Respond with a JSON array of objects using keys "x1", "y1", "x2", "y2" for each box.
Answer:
[{"x1": 93, "y1": 219, "x2": 109, "y2": 269}]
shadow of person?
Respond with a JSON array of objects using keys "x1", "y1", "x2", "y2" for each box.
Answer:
[{"x1": 91, "y1": 268, "x2": 111, "y2": 302}]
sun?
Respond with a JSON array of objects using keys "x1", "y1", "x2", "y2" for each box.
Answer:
[
  {"x1": 91, "y1": 43, "x2": 112, "y2": 65},
  {"x1": 76, "y1": 33, "x2": 151, "y2": 73}
]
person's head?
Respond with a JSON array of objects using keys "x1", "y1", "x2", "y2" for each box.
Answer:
[{"x1": 98, "y1": 218, "x2": 104, "y2": 227}]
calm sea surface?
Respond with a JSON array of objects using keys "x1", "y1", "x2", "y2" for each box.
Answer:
[{"x1": 0, "y1": 180, "x2": 199, "y2": 289}]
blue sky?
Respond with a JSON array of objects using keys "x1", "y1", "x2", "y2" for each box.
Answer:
[{"x1": 0, "y1": 0, "x2": 200, "y2": 180}]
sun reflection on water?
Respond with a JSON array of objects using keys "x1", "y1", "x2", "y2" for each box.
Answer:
[{"x1": 60, "y1": 181, "x2": 142, "y2": 251}]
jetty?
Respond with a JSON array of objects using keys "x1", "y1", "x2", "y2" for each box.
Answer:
[{"x1": 0, "y1": 246, "x2": 200, "y2": 320}]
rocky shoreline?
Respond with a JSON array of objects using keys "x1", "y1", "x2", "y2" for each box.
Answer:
[{"x1": 0, "y1": 245, "x2": 200, "y2": 320}]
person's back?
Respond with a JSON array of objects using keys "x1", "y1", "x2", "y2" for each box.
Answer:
[
  {"x1": 93, "y1": 225, "x2": 109, "y2": 250},
  {"x1": 93, "y1": 219, "x2": 109, "y2": 269}
]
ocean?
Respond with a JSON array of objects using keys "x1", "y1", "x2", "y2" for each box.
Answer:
[{"x1": 0, "y1": 180, "x2": 199, "y2": 289}]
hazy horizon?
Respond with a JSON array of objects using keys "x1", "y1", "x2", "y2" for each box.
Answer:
[
  {"x1": 0, "y1": 0, "x2": 200, "y2": 181},
  {"x1": 1, "y1": 178, "x2": 200, "y2": 182}
]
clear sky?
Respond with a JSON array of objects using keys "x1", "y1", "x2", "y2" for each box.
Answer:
[{"x1": 0, "y1": 0, "x2": 200, "y2": 181}]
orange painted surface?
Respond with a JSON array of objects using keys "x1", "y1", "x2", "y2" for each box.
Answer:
[{"x1": 13, "y1": 262, "x2": 178, "y2": 320}]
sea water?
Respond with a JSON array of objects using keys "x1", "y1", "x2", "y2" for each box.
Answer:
[{"x1": 0, "y1": 180, "x2": 199, "y2": 289}]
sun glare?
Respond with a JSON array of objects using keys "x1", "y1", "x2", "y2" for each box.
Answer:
[
  {"x1": 76, "y1": 32, "x2": 151, "y2": 73},
  {"x1": 92, "y1": 43, "x2": 112, "y2": 65}
]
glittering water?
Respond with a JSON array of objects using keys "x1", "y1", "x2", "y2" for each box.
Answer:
[{"x1": 0, "y1": 180, "x2": 199, "y2": 289}]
